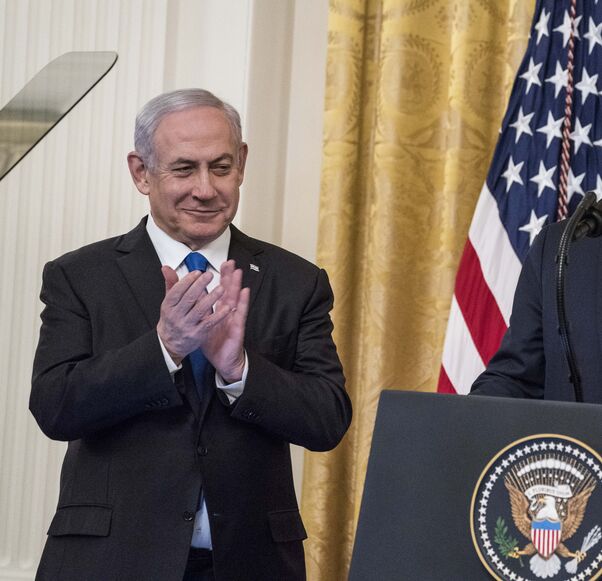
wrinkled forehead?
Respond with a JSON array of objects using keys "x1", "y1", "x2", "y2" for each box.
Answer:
[{"x1": 154, "y1": 106, "x2": 237, "y2": 148}]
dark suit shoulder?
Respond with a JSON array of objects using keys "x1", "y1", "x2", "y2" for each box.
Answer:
[
  {"x1": 231, "y1": 226, "x2": 320, "y2": 274},
  {"x1": 533, "y1": 218, "x2": 602, "y2": 268},
  {"x1": 51, "y1": 235, "x2": 120, "y2": 266},
  {"x1": 48, "y1": 219, "x2": 148, "y2": 272}
]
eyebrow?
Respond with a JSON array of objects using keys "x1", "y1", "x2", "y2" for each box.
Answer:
[
  {"x1": 167, "y1": 154, "x2": 234, "y2": 168},
  {"x1": 209, "y1": 154, "x2": 234, "y2": 164}
]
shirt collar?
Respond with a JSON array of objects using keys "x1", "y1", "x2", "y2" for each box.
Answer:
[{"x1": 146, "y1": 213, "x2": 231, "y2": 272}]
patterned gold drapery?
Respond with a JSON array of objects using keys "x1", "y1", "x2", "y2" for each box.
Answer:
[{"x1": 301, "y1": 1, "x2": 535, "y2": 579}]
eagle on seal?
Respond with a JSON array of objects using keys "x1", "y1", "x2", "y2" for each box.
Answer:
[{"x1": 505, "y1": 479, "x2": 595, "y2": 579}]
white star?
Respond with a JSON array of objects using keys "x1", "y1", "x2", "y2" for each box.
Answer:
[
  {"x1": 519, "y1": 211, "x2": 548, "y2": 245},
  {"x1": 537, "y1": 111, "x2": 564, "y2": 147},
  {"x1": 510, "y1": 107, "x2": 534, "y2": 142},
  {"x1": 530, "y1": 161, "x2": 556, "y2": 197},
  {"x1": 576, "y1": 69, "x2": 599, "y2": 103},
  {"x1": 535, "y1": 9, "x2": 551, "y2": 44},
  {"x1": 553, "y1": 11, "x2": 582, "y2": 47},
  {"x1": 520, "y1": 58, "x2": 543, "y2": 93},
  {"x1": 502, "y1": 157, "x2": 524, "y2": 192},
  {"x1": 570, "y1": 119, "x2": 592, "y2": 153},
  {"x1": 567, "y1": 169, "x2": 586, "y2": 203},
  {"x1": 584, "y1": 17, "x2": 602, "y2": 54},
  {"x1": 546, "y1": 62, "x2": 568, "y2": 98}
]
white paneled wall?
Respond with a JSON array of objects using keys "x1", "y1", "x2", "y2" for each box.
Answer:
[{"x1": 0, "y1": 1, "x2": 329, "y2": 578}]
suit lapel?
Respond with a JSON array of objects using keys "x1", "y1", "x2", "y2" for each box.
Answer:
[
  {"x1": 228, "y1": 225, "x2": 265, "y2": 313},
  {"x1": 115, "y1": 218, "x2": 165, "y2": 328}
]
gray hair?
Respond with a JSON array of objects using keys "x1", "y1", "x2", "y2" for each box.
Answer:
[{"x1": 134, "y1": 88, "x2": 243, "y2": 170}]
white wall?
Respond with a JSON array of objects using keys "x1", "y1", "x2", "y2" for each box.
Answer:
[{"x1": 0, "y1": 1, "x2": 329, "y2": 578}]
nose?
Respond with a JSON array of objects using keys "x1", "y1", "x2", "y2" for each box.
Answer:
[{"x1": 191, "y1": 168, "x2": 217, "y2": 200}]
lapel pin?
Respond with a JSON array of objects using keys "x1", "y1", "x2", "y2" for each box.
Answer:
[{"x1": 250, "y1": 264, "x2": 260, "y2": 272}]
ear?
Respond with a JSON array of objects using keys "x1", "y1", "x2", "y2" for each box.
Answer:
[
  {"x1": 127, "y1": 151, "x2": 151, "y2": 195},
  {"x1": 237, "y1": 143, "x2": 248, "y2": 185}
]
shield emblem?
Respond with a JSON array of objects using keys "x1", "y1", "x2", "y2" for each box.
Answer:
[{"x1": 531, "y1": 519, "x2": 562, "y2": 558}]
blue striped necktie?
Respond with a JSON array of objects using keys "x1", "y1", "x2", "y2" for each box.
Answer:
[{"x1": 184, "y1": 252, "x2": 209, "y2": 396}]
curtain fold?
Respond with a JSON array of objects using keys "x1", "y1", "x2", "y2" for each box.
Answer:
[{"x1": 302, "y1": 0, "x2": 535, "y2": 578}]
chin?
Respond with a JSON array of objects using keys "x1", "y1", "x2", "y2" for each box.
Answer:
[{"x1": 185, "y1": 225, "x2": 227, "y2": 247}]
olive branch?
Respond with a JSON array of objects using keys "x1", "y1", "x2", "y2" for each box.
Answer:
[{"x1": 494, "y1": 517, "x2": 523, "y2": 567}]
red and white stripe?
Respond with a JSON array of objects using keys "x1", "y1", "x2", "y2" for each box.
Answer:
[
  {"x1": 532, "y1": 526, "x2": 562, "y2": 559},
  {"x1": 438, "y1": 184, "x2": 522, "y2": 394}
]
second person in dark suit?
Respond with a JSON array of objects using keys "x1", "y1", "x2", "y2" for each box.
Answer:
[{"x1": 472, "y1": 220, "x2": 602, "y2": 404}]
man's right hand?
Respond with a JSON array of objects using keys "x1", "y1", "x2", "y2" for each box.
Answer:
[{"x1": 156, "y1": 267, "x2": 229, "y2": 365}]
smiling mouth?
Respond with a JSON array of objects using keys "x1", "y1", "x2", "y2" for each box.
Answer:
[{"x1": 182, "y1": 208, "x2": 222, "y2": 214}]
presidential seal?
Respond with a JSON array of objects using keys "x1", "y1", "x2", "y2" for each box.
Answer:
[{"x1": 471, "y1": 435, "x2": 602, "y2": 581}]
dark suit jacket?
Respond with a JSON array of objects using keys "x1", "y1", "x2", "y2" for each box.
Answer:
[
  {"x1": 30, "y1": 218, "x2": 351, "y2": 581},
  {"x1": 471, "y1": 221, "x2": 602, "y2": 403}
]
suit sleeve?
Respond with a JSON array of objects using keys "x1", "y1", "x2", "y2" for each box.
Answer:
[
  {"x1": 30, "y1": 260, "x2": 183, "y2": 441},
  {"x1": 230, "y1": 268, "x2": 352, "y2": 451},
  {"x1": 470, "y1": 228, "x2": 548, "y2": 399}
]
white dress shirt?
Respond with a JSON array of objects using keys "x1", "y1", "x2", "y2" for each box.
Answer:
[{"x1": 146, "y1": 214, "x2": 248, "y2": 549}]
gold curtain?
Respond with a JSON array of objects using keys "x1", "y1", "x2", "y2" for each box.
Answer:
[{"x1": 301, "y1": 0, "x2": 535, "y2": 579}]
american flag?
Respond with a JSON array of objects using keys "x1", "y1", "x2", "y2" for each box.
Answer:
[{"x1": 438, "y1": 0, "x2": 602, "y2": 395}]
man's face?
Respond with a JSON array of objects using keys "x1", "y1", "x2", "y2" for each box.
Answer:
[{"x1": 128, "y1": 106, "x2": 247, "y2": 250}]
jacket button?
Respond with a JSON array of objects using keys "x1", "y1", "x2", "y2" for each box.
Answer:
[
  {"x1": 182, "y1": 511, "x2": 195, "y2": 521},
  {"x1": 198, "y1": 446, "x2": 208, "y2": 456}
]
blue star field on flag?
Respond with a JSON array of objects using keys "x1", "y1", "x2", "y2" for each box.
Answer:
[{"x1": 487, "y1": 0, "x2": 602, "y2": 263}]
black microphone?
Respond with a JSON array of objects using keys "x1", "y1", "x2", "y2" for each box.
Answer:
[
  {"x1": 555, "y1": 192, "x2": 599, "y2": 403},
  {"x1": 573, "y1": 191, "x2": 602, "y2": 240}
]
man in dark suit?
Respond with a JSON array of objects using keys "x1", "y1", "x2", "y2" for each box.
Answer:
[
  {"x1": 471, "y1": 220, "x2": 602, "y2": 403},
  {"x1": 30, "y1": 89, "x2": 352, "y2": 581}
]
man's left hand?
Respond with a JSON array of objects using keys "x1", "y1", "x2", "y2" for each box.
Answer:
[{"x1": 202, "y1": 260, "x2": 250, "y2": 382}]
